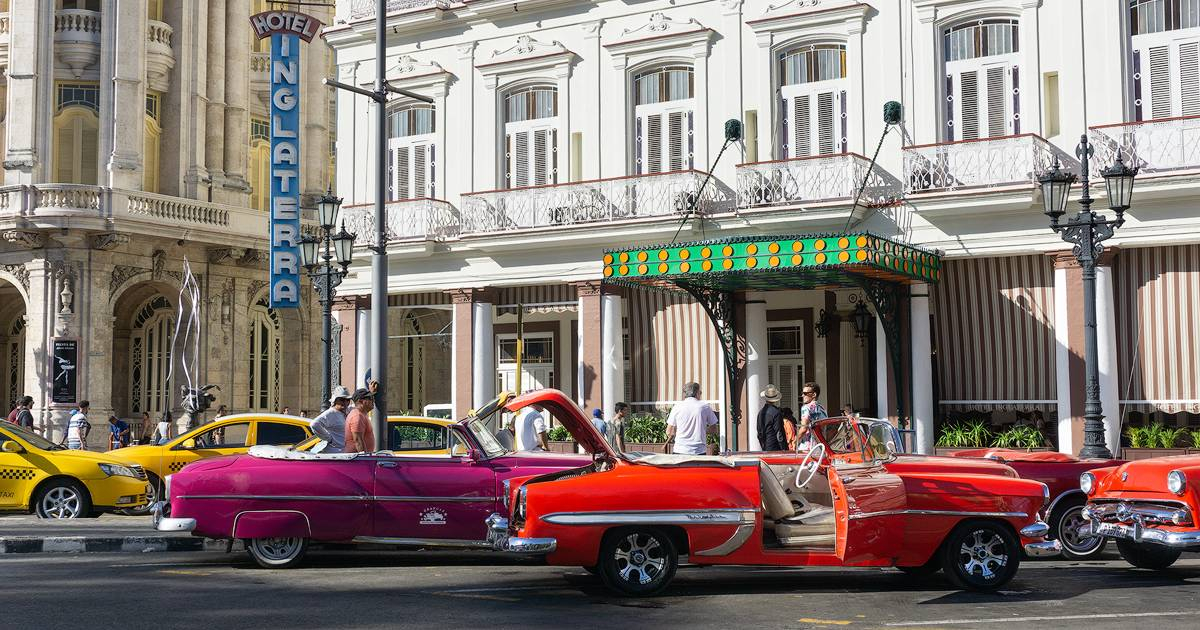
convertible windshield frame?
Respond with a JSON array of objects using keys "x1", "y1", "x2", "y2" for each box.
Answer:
[{"x1": 809, "y1": 416, "x2": 897, "y2": 466}]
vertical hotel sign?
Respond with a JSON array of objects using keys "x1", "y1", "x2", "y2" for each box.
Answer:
[{"x1": 250, "y1": 10, "x2": 322, "y2": 308}]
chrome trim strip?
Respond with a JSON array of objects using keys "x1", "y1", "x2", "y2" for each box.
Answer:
[
  {"x1": 232, "y1": 510, "x2": 313, "y2": 539},
  {"x1": 180, "y1": 494, "x2": 491, "y2": 503},
  {"x1": 1046, "y1": 489, "x2": 1084, "y2": 516},
  {"x1": 351, "y1": 536, "x2": 493, "y2": 549},
  {"x1": 694, "y1": 519, "x2": 758, "y2": 557},
  {"x1": 541, "y1": 508, "x2": 758, "y2": 526},
  {"x1": 504, "y1": 537, "x2": 557, "y2": 554},
  {"x1": 1092, "y1": 498, "x2": 1191, "y2": 508},
  {"x1": 1023, "y1": 540, "x2": 1062, "y2": 557},
  {"x1": 373, "y1": 496, "x2": 494, "y2": 503},
  {"x1": 156, "y1": 516, "x2": 197, "y2": 532},
  {"x1": 849, "y1": 509, "x2": 1027, "y2": 520},
  {"x1": 1020, "y1": 520, "x2": 1050, "y2": 538}
]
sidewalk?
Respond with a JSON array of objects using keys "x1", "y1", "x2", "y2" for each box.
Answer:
[{"x1": 0, "y1": 514, "x2": 231, "y2": 554}]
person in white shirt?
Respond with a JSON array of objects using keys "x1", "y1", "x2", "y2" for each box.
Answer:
[
  {"x1": 515, "y1": 404, "x2": 548, "y2": 452},
  {"x1": 66, "y1": 401, "x2": 91, "y2": 450},
  {"x1": 311, "y1": 386, "x2": 351, "y2": 453},
  {"x1": 666, "y1": 383, "x2": 718, "y2": 455}
]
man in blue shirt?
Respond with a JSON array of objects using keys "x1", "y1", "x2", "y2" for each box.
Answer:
[{"x1": 107, "y1": 415, "x2": 130, "y2": 449}]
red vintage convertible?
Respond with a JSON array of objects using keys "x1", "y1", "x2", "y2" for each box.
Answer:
[{"x1": 490, "y1": 390, "x2": 1059, "y2": 596}]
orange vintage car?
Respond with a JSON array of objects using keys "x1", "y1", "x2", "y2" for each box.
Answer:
[
  {"x1": 1081, "y1": 454, "x2": 1200, "y2": 569},
  {"x1": 489, "y1": 390, "x2": 1058, "y2": 597}
]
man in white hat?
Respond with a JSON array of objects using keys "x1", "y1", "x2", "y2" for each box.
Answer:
[
  {"x1": 311, "y1": 386, "x2": 351, "y2": 453},
  {"x1": 757, "y1": 384, "x2": 787, "y2": 451}
]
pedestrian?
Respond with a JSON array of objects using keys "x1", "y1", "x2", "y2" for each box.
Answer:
[
  {"x1": 344, "y1": 388, "x2": 376, "y2": 453},
  {"x1": 311, "y1": 386, "x2": 351, "y2": 453},
  {"x1": 591, "y1": 408, "x2": 608, "y2": 439},
  {"x1": 5, "y1": 400, "x2": 18, "y2": 425},
  {"x1": 840, "y1": 404, "x2": 855, "y2": 419},
  {"x1": 66, "y1": 401, "x2": 91, "y2": 450},
  {"x1": 138, "y1": 411, "x2": 153, "y2": 444},
  {"x1": 215, "y1": 405, "x2": 228, "y2": 418},
  {"x1": 107, "y1": 415, "x2": 130, "y2": 449},
  {"x1": 14, "y1": 397, "x2": 34, "y2": 430},
  {"x1": 610, "y1": 402, "x2": 630, "y2": 451},
  {"x1": 153, "y1": 411, "x2": 172, "y2": 445},
  {"x1": 666, "y1": 382, "x2": 719, "y2": 455},
  {"x1": 781, "y1": 407, "x2": 799, "y2": 450},
  {"x1": 280, "y1": 406, "x2": 291, "y2": 416},
  {"x1": 756, "y1": 384, "x2": 787, "y2": 451},
  {"x1": 493, "y1": 416, "x2": 516, "y2": 451},
  {"x1": 515, "y1": 403, "x2": 548, "y2": 452},
  {"x1": 799, "y1": 382, "x2": 828, "y2": 443}
]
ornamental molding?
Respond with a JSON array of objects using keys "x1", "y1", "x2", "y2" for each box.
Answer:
[
  {"x1": 2, "y1": 230, "x2": 45, "y2": 249},
  {"x1": 109, "y1": 265, "x2": 149, "y2": 298},
  {"x1": 1, "y1": 264, "x2": 30, "y2": 293},
  {"x1": 88, "y1": 232, "x2": 130, "y2": 251},
  {"x1": 246, "y1": 279, "x2": 269, "y2": 304},
  {"x1": 387, "y1": 54, "x2": 450, "y2": 83},
  {"x1": 478, "y1": 35, "x2": 576, "y2": 82},
  {"x1": 748, "y1": 1, "x2": 869, "y2": 41},
  {"x1": 604, "y1": 12, "x2": 713, "y2": 64},
  {"x1": 446, "y1": 287, "x2": 497, "y2": 304},
  {"x1": 238, "y1": 249, "x2": 268, "y2": 268},
  {"x1": 208, "y1": 247, "x2": 247, "y2": 265},
  {"x1": 151, "y1": 249, "x2": 167, "y2": 280}
]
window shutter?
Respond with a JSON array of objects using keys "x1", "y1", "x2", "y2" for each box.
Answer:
[
  {"x1": 532, "y1": 129, "x2": 549, "y2": 186},
  {"x1": 429, "y1": 144, "x2": 436, "y2": 198},
  {"x1": 646, "y1": 113, "x2": 662, "y2": 174},
  {"x1": 635, "y1": 115, "x2": 644, "y2": 175},
  {"x1": 816, "y1": 91, "x2": 835, "y2": 155},
  {"x1": 959, "y1": 70, "x2": 980, "y2": 140},
  {"x1": 779, "y1": 93, "x2": 790, "y2": 157},
  {"x1": 986, "y1": 66, "x2": 1007, "y2": 137},
  {"x1": 550, "y1": 129, "x2": 558, "y2": 184},
  {"x1": 1181, "y1": 42, "x2": 1200, "y2": 116},
  {"x1": 55, "y1": 120, "x2": 76, "y2": 182},
  {"x1": 1133, "y1": 49, "x2": 1145, "y2": 121},
  {"x1": 839, "y1": 90, "x2": 848, "y2": 154},
  {"x1": 945, "y1": 73, "x2": 955, "y2": 140},
  {"x1": 1011, "y1": 65, "x2": 1021, "y2": 135},
  {"x1": 504, "y1": 133, "x2": 512, "y2": 189},
  {"x1": 777, "y1": 363, "x2": 795, "y2": 409},
  {"x1": 79, "y1": 120, "x2": 98, "y2": 185},
  {"x1": 668, "y1": 110, "x2": 684, "y2": 171},
  {"x1": 387, "y1": 143, "x2": 395, "y2": 199},
  {"x1": 792, "y1": 95, "x2": 811, "y2": 157},
  {"x1": 395, "y1": 146, "x2": 409, "y2": 200},
  {"x1": 514, "y1": 131, "x2": 530, "y2": 187},
  {"x1": 1149, "y1": 45, "x2": 1172, "y2": 119},
  {"x1": 413, "y1": 144, "x2": 427, "y2": 198},
  {"x1": 687, "y1": 110, "x2": 694, "y2": 169}
]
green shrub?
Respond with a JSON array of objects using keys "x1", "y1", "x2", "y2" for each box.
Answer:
[
  {"x1": 624, "y1": 412, "x2": 668, "y2": 444},
  {"x1": 991, "y1": 425, "x2": 1046, "y2": 450},
  {"x1": 1190, "y1": 429, "x2": 1200, "y2": 449},
  {"x1": 935, "y1": 419, "x2": 992, "y2": 448},
  {"x1": 1128, "y1": 422, "x2": 1188, "y2": 448},
  {"x1": 547, "y1": 425, "x2": 570, "y2": 442}
]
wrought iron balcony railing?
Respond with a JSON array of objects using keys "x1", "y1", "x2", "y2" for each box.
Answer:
[
  {"x1": 737, "y1": 153, "x2": 902, "y2": 209},
  {"x1": 340, "y1": 198, "x2": 461, "y2": 247},
  {"x1": 1089, "y1": 115, "x2": 1200, "y2": 178},
  {"x1": 903, "y1": 133, "x2": 1076, "y2": 194},
  {"x1": 347, "y1": 0, "x2": 449, "y2": 20},
  {"x1": 460, "y1": 169, "x2": 735, "y2": 235}
]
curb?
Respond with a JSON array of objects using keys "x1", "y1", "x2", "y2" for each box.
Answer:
[{"x1": 0, "y1": 536, "x2": 241, "y2": 554}]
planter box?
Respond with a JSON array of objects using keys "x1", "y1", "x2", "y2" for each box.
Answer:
[
  {"x1": 1121, "y1": 448, "x2": 1190, "y2": 460},
  {"x1": 546, "y1": 441, "x2": 579, "y2": 454},
  {"x1": 623, "y1": 442, "x2": 667, "y2": 454},
  {"x1": 934, "y1": 447, "x2": 1054, "y2": 456}
]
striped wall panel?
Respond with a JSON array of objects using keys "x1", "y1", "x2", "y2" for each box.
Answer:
[
  {"x1": 930, "y1": 255, "x2": 1057, "y2": 410},
  {"x1": 1114, "y1": 245, "x2": 1200, "y2": 414},
  {"x1": 388, "y1": 292, "x2": 451, "y2": 307},
  {"x1": 626, "y1": 289, "x2": 722, "y2": 405}
]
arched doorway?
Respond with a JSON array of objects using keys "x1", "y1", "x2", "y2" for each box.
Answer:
[
  {"x1": 128, "y1": 295, "x2": 174, "y2": 419},
  {"x1": 0, "y1": 277, "x2": 28, "y2": 411},
  {"x1": 247, "y1": 296, "x2": 281, "y2": 412}
]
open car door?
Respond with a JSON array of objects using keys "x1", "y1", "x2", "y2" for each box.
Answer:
[{"x1": 828, "y1": 465, "x2": 906, "y2": 563}]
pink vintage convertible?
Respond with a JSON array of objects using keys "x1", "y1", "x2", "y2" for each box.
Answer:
[{"x1": 152, "y1": 395, "x2": 587, "y2": 567}]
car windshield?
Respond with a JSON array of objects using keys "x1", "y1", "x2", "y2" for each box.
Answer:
[
  {"x1": 2, "y1": 424, "x2": 65, "y2": 451},
  {"x1": 811, "y1": 416, "x2": 896, "y2": 465},
  {"x1": 467, "y1": 418, "x2": 508, "y2": 459}
]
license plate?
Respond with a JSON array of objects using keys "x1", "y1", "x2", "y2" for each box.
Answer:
[{"x1": 1095, "y1": 521, "x2": 1141, "y2": 541}]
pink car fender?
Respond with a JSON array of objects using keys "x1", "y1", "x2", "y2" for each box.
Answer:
[{"x1": 233, "y1": 510, "x2": 312, "y2": 539}]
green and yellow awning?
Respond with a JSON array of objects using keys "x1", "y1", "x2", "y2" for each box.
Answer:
[{"x1": 602, "y1": 233, "x2": 940, "y2": 291}]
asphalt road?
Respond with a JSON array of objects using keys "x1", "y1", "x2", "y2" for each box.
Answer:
[{"x1": 5, "y1": 551, "x2": 1200, "y2": 629}]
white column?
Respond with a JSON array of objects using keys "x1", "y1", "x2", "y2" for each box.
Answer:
[
  {"x1": 479, "y1": 75, "x2": 499, "y2": 191},
  {"x1": 910, "y1": 283, "x2": 934, "y2": 455},
  {"x1": 222, "y1": 0, "x2": 251, "y2": 192},
  {"x1": 751, "y1": 31, "x2": 775, "y2": 160},
  {"x1": 744, "y1": 291, "x2": 768, "y2": 452},
  {"x1": 1097, "y1": 265, "x2": 1120, "y2": 457},
  {"x1": 472, "y1": 301, "x2": 495, "y2": 408},
  {"x1": 1053, "y1": 266, "x2": 1074, "y2": 454},
  {"x1": 205, "y1": 0, "x2": 227, "y2": 183},
  {"x1": 600, "y1": 293, "x2": 625, "y2": 419},
  {"x1": 875, "y1": 316, "x2": 889, "y2": 420},
  {"x1": 576, "y1": 295, "x2": 585, "y2": 407},
  {"x1": 107, "y1": 0, "x2": 147, "y2": 189},
  {"x1": 912, "y1": 7, "x2": 939, "y2": 143},
  {"x1": 1017, "y1": 1, "x2": 1043, "y2": 134},
  {"x1": 355, "y1": 306, "x2": 371, "y2": 389},
  {"x1": 3, "y1": 0, "x2": 47, "y2": 184}
]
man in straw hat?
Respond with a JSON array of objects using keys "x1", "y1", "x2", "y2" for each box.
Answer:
[{"x1": 757, "y1": 385, "x2": 787, "y2": 451}]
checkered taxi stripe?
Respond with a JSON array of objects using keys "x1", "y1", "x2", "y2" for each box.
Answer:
[
  {"x1": 0, "y1": 468, "x2": 37, "y2": 480},
  {"x1": 168, "y1": 462, "x2": 187, "y2": 473}
]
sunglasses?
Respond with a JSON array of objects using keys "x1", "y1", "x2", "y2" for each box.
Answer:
[{"x1": 802, "y1": 391, "x2": 815, "y2": 396}]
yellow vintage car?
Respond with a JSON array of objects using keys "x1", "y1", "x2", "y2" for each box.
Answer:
[
  {"x1": 115, "y1": 413, "x2": 314, "y2": 507},
  {"x1": 293, "y1": 416, "x2": 461, "y2": 455},
  {"x1": 0, "y1": 423, "x2": 151, "y2": 519}
]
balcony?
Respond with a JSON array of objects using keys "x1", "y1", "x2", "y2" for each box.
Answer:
[
  {"x1": 460, "y1": 170, "x2": 734, "y2": 235},
  {"x1": 145, "y1": 20, "x2": 175, "y2": 92},
  {"x1": 54, "y1": 9, "x2": 102, "y2": 78},
  {"x1": 1089, "y1": 116, "x2": 1200, "y2": 178},
  {"x1": 347, "y1": 0, "x2": 449, "y2": 20},
  {"x1": 250, "y1": 52, "x2": 270, "y2": 101},
  {"x1": 340, "y1": 198, "x2": 461, "y2": 247},
  {"x1": 903, "y1": 134, "x2": 1075, "y2": 195},
  {"x1": 737, "y1": 153, "x2": 902, "y2": 210},
  {"x1": 0, "y1": 12, "x2": 10, "y2": 70}
]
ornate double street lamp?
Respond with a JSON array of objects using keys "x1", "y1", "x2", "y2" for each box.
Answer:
[
  {"x1": 301, "y1": 190, "x2": 356, "y2": 410},
  {"x1": 1038, "y1": 135, "x2": 1137, "y2": 459}
]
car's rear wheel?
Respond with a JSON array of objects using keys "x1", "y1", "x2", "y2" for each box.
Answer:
[
  {"x1": 1115, "y1": 539, "x2": 1181, "y2": 570},
  {"x1": 246, "y1": 537, "x2": 309, "y2": 569},
  {"x1": 1051, "y1": 499, "x2": 1106, "y2": 560},
  {"x1": 598, "y1": 528, "x2": 678, "y2": 597},
  {"x1": 940, "y1": 520, "x2": 1021, "y2": 591},
  {"x1": 34, "y1": 480, "x2": 91, "y2": 519}
]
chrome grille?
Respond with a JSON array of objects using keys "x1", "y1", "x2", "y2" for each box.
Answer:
[
  {"x1": 129, "y1": 465, "x2": 148, "y2": 481},
  {"x1": 1088, "y1": 500, "x2": 1192, "y2": 526}
]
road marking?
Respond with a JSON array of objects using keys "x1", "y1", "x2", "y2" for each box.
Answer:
[
  {"x1": 441, "y1": 586, "x2": 549, "y2": 593},
  {"x1": 886, "y1": 611, "x2": 1199, "y2": 626},
  {"x1": 797, "y1": 619, "x2": 852, "y2": 626},
  {"x1": 430, "y1": 591, "x2": 522, "y2": 602},
  {"x1": 156, "y1": 569, "x2": 214, "y2": 576}
]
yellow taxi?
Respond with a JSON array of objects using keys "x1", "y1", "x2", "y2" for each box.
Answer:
[
  {"x1": 294, "y1": 416, "x2": 460, "y2": 455},
  {"x1": 0, "y1": 423, "x2": 150, "y2": 519},
  {"x1": 115, "y1": 413, "x2": 313, "y2": 507}
]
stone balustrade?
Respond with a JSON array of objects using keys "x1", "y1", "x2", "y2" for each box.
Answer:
[
  {"x1": 54, "y1": 9, "x2": 102, "y2": 77},
  {"x1": 145, "y1": 19, "x2": 175, "y2": 92},
  {"x1": 0, "y1": 12, "x2": 10, "y2": 70}
]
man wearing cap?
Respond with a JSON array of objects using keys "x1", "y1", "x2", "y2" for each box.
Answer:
[
  {"x1": 757, "y1": 385, "x2": 787, "y2": 452},
  {"x1": 311, "y1": 386, "x2": 351, "y2": 453},
  {"x1": 345, "y1": 388, "x2": 377, "y2": 453}
]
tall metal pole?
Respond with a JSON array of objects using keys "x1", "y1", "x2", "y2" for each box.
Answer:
[
  {"x1": 1073, "y1": 141, "x2": 1111, "y2": 460},
  {"x1": 371, "y1": 0, "x2": 389, "y2": 442},
  {"x1": 321, "y1": 233, "x2": 333, "y2": 411}
]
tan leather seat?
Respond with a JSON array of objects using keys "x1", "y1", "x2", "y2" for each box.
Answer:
[
  {"x1": 759, "y1": 461, "x2": 795, "y2": 521},
  {"x1": 775, "y1": 506, "x2": 836, "y2": 541}
]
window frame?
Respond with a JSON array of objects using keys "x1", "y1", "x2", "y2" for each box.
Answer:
[
  {"x1": 776, "y1": 43, "x2": 849, "y2": 158},
  {"x1": 631, "y1": 63, "x2": 697, "y2": 175},
  {"x1": 386, "y1": 102, "x2": 437, "y2": 201}
]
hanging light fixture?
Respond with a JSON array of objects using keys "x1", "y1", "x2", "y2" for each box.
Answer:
[
  {"x1": 851, "y1": 300, "x2": 872, "y2": 347},
  {"x1": 814, "y1": 308, "x2": 836, "y2": 339}
]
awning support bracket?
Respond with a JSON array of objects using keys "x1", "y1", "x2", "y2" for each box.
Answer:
[{"x1": 678, "y1": 282, "x2": 746, "y2": 452}]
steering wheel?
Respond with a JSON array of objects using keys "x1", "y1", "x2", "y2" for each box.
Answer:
[{"x1": 795, "y1": 441, "x2": 828, "y2": 489}]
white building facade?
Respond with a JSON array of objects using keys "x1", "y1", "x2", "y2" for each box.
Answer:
[
  {"x1": 327, "y1": 0, "x2": 1200, "y2": 454},
  {"x1": 0, "y1": 1, "x2": 335, "y2": 437}
]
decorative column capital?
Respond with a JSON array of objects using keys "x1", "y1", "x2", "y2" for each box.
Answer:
[
  {"x1": 88, "y1": 232, "x2": 130, "y2": 251},
  {"x1": 3, "y1": 230, "x2": 45, "y2": 249},
  {"x1": 208, "y1": 246, "x2": 247, "y2": 265},
  {"x1": 574, "y1": 280, "x2": 603, "y2": 298},
  {"x1": 447, "y1": 287, "x2": 497, "y2": 304},
  {"x1": 1050, "y1": 247, "x2": 1118, "y2": 269}
]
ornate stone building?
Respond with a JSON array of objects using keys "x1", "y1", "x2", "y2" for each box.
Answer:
[{"x1": 0, "y1": 1, "x2": 334, "y2": 438}]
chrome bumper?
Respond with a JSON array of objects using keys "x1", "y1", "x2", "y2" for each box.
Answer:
[
  {"x1": 1020, "y1": 520, "x2": 1050, "y2": 538},
  {"x1": 486, "y1": 512, "x2": 556, "y2": 554},
  {"x1": 1087, "y1": 520, "x2": 1200, "y2": 547},
  {"x1": 1023, "y1": 540, "x2": 1062, "y2": 557},
  {"x1": 150, "y1": 501, "x2": 196, "y2": 533}
]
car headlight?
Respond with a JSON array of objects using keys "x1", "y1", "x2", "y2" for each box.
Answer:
[
  {"x1": 1080, "y1": 472, "x2": 1095, "y2": 495},
  {"x1": 502, "y1": 479, "x2": 511, "y2": 509},
  {"x1": 98, "y1": 463, "x2": 137, "y2": 478},
  {"x1": 515, "y1": 485, "x2": 527, "y2": 520},
  {"x1": 1168, "y1": 470, "x2": 1186, "y2": 495}
]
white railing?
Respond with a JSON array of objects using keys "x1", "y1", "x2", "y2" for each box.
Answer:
[
  {"x1": 54, "y1": 9, "x2": 101, "y2": 40},
  {"x1": 348, "y1": 0, "x2": 449, "y2": 20},
  {"x1": 0, "y1": 185, "x2": 31, "y2": 216},
  {"x1": 737, "y1": 153, "x2": 902, "y2": 209},
  {"x1": 126, "y1": 191, "x2": 230, "y2": 227},
  {"x1": 146, "y1": 20, "x2": 172, "y2": 48},
  {"x1": 903, "y1": 133, "x2": 1076, "y2": 194},
  {"x1": 340, "y1": 198, "x2": 461, "y2": 246},
  {"x1": 1089, "y1": 115, "x2": 1200, "y2": 177},
  {"x1": 460, "y1": 170, "x2": 735, "y2": 235},
  {"x1": 32, "y1": 184, "x2": 103, "y2": 213}
]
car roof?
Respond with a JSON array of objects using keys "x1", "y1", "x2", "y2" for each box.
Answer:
[{"x1": 217, "y1": 413, "x2": 314, "y2": 425}]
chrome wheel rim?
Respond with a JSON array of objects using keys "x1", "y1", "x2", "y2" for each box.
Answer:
[
  {"x1": 613, "y1": 533, "x2": 666, "y2": 585},
  {"x1": 253, "y1": 537, "x2": 303, "y2": 562},
  {"x1": 958, "y1": 530, "x2": 1008, "y2": 581},
  {"x1": 41, "y1": 486, "x2": 82, "y2": 519},
  {"x1": 1059, "y1": 506, "x2": 1103, "y2": 554}
]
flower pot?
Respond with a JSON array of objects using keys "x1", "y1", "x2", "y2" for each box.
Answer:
[
  {"x1": 1120, "y1": 447, "x2": 1189, "y2": 460},
  {"x1": 934, "y1": 447, "x2": 988, "y2": 456}
]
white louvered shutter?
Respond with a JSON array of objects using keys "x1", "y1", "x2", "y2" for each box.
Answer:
[
  {"x1": 947, "y1": 63, "x2": 1018, "y2": 141},
  {"x1": 636, "y1": 102, "x2": 694, "y2": 174},
  {"x1": 1131, "y1": 31, "x2": 1200, "y2": 121},
  {"x1": 389, "y1": 138, "x2": 435, "y2": 200},
  {"x1": 781, "y1": 87, "x2": 846, "y2": 158},
  {"x1": 506, "y1": 123, "x2": 558, "y2": 188}
]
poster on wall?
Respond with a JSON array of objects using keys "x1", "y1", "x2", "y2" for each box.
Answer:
[{"x1": 51, "y1": 339, "x2": 78, "y2": 404}]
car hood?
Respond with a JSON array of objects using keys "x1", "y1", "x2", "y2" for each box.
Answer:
[
  {"x1": 112, "y1": 444, "x2": 163, "y2": 458},
  {"x1": 886, "y1": 454, "x2": 1018, "y2": 478},
  {"x1": 1099, "y1": 455, "x2": 1200, "y2": 494},
  {"x1": 41, "y1": 448, "x2": 141, "y2": 467},
  {"x1": 501, "y1": 389, "x2": 616, "y2": 458}
]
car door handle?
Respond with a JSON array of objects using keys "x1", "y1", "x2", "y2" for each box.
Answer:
[{"x1": 377, "y1": 461, "x2": 398, "y2": 468}]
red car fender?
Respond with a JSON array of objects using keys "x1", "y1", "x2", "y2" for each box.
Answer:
[{"x1": 233, "y1": 510, "x2": 312, "y2": 540}]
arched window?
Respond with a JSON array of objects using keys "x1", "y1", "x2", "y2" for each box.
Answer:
[
  {"x1": 387, "y1": 103, "x2": 436, "y2": 200},
  {"x1": 247, "y1": 297, "x2": 280, "y2": 412},
  {"x1": 397, "y1": 311, "x2": 424, "y2": 411},
  {"x1": 249, "y1": 118, "x2": 271, "y2": 212},
  {"x1": 143, "y1": 92, "x2": 161, "y2": 193},
  {"x1": 778, "y1": 44, "x2": 847, "y2": 158},
  {"x1": 633, "y1": 65, "x2": 694, "y2": 174},
  {"x1": 130, "y1": 296, "x2": 173, "y2": 417},
  {"x1": 54, "y1": 83, "x2": 100, "y2": 184},
  {"x1": 942, "y1": 18, "x2": 1020, "y2": 141},
  {"x1": 5, "y1": 317, "x2": 24, "y2": 411},
  {"x1": 1129, "y1": 0, "x2": 1200, "y2": 120},
  {"x1": 503, "y1": 85, "x2": 558, "y2": 188}
]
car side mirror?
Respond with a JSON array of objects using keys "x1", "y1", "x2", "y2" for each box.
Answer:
[
  {"x1": 1, "y1": 441, "x2": 24, "y2": 454},
  {"x1": 178, "y1": 438, "x2": 196, "y2": 450}
]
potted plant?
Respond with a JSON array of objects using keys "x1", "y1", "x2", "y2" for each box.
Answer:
[
  {"x1": 1122, "y1": 422, "x2": 1190, "y2": 460},
  {"x1": 624, "y1": 412, "x2": 669, "y2": 454},
  {"x1": 1188, "y1": 429, "x2": 1200, "y2": 456},
  {"x1": 934, "y1": 419, "x2": 992, "y2": 456},
  {"x1": 990, "y1": 425, "x2": 1053, "y2": 451},
  {"x1": 545, "y1": 425, "x2": 577, "y2": 453}
]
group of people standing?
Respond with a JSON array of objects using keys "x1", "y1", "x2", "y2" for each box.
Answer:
[
  {"x1": 757, "y1": 381, "x2": 839, "y2": 452},
  {"x1": 309, "y1": 383, "x2": 380, "y2": 453}
]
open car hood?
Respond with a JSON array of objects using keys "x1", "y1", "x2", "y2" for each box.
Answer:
[{"x1": 500, "y1": 389, "x2": 616, "y2": 459}]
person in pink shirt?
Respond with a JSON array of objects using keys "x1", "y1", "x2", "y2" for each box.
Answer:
[{"x1": 344, "y1": 388, "x2": 376, "y2": 453}]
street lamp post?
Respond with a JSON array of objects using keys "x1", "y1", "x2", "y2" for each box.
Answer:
[
  {"x1": 302, "y1": 190, "x2": 356, "y2": 411},
  {"x1": 1038, "y1": 134, "x2": 1137, "y2": 459}
]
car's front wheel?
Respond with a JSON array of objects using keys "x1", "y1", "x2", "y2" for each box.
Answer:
[
  {"x1": 1115, "y1": 539, "x2": 1181, "y2": 570},
  {"x1": 1051, "y1": 499, "x2": 1106, "y2": 560},
  {"x1": 246, "y1": 537, "x2": 309, "y2": 569},
  {"x1": 598, "y1": 528, "x2": 678, "y2": 597},
  {"x1": 940, "y1": 520, "x2": 1021, "y2": 591},
  {"x1": 34, "y1": 480, "x2": 91, "y2": 519}
]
